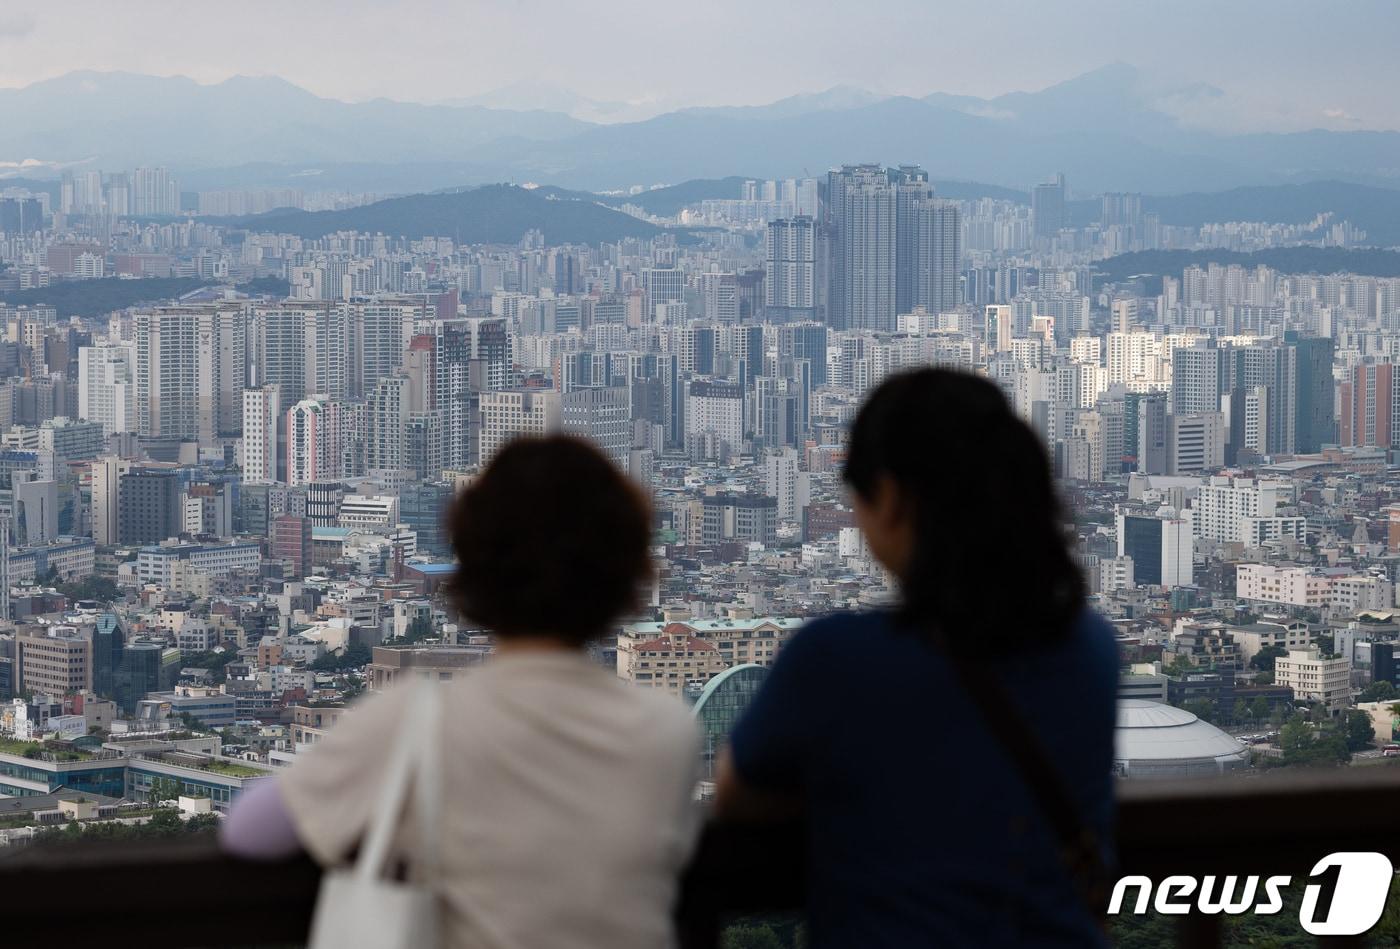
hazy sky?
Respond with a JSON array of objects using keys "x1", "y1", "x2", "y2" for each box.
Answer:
[{"x1": 1, "y1": 0, "x2": 1396, "y2": 130}]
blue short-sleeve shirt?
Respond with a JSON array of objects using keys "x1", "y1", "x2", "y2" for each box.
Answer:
[{"x1": 729, "y1": 609, "x2": 1119, "y2": 948}]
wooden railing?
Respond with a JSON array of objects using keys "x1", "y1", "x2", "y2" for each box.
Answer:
[{"x1": 6, "y1": 767, "x2": 1400, "y2": 947}]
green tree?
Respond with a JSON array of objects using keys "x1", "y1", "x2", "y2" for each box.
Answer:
[
  {"x1": 1250, "y1": 697, "x2": 1271, "y2": 725},
  {"x1": 185, "y1": 812, "x2": 220, "y2": 835},
  {"x1": 1183, "y1": 698, "x2": 1216, "y2": 724},
  {"x1": 1359, "y1": 681, "x2": 1399, "y2": 703},
  {"x1": 1345, "y1": 709, "x2": 1377, "y2": 752},
  {"x1": 56, "y1": 575, "x2": 121, "y2": 603},
  {"x1": 1251, "y1": 644, "x2": 1287, "y2": 672},
  {"x1": 1165, "y1": 654, "x2": 1195, "y2": 677},
  {"x1": 311, "y1": 642, "x2": 373, "y2": 672},
  {"x1": 1279, "y1": 712, "x2": 1352, "y2": 767},
  {"x1": 180, "y1": 649, "x2": 238, "y2": 685},
  {"x1": 1279, "y1": 714, "x2": 1313, "y2": 757},
  {"x1": 147, "y1": 777, "x2": 182, "y2": 805},
  {"x1": 1231, "y1": 698, "x2": 1249, "y2": 726}
]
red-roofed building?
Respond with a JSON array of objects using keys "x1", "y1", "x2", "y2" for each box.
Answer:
[
  {"x1": 616, "y1": 627, "x2": 728, "y2": 696},
  {"x1": 615, "y1": 617, "x2": 804, "y2": 696}
]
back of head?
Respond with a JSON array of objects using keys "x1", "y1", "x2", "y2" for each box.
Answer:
[
  {"x1": 447, "y1": 435, "x2": 652, "y2": 644},
  {"x1": 843, "y1": 368, "x2": 1084, "y2": 650}
]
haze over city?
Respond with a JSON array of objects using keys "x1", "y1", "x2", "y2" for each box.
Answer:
[
  {"x1": 0, "y1": 0, "x2": 1398, "y2": 131},
  {"x1": 3, "y1": 2, "x2": 1400, "y2": 945}
]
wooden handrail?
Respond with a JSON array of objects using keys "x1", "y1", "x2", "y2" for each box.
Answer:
[{"x1": 3, "y1": 767, "x2": 1400, "y2": 946}]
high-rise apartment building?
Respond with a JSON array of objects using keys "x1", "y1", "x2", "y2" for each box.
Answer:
[
  {"x1": 827, "y1": 164, "x2": 896, "y2": 332},
  {"x1": 765, "y1": 217, "x2": 818, "y2": 322},
  {"x1": 255, "y1": 302, "x2": 349, "y2": 412},
  {"x1": 134, "y1": 305, "x2": 245, "y2": 443},
  {"x1": 367, "y1": 375, "x2": 411, "y2": 473},
  {"x1": 908, "y1": 199, "x2": 961, "y2": 314},
  {"x1": 286, "y1": 398, "x2": 362, "y2": 486},
  {"x1": 1339, "y1": 358, "x2": 1397, "y2": 448},
  {"x1": 77, "y1": 343, "x2": 135, "y2": 435},
  {"x1": 1032, "y1": 173, "x2": 1066, "y2": 239},
  {"x1": 1289, "y1": 333, "x2": 1335, "y2": 452},
  {"x1": 778, "y1": 321, "x2": 828, "y2": 387},
  {"x1": 891, "y1": 166, "x2": 961, "y2": 315},
  {"x1": 1171, "y1": 338, "x2": 1225, "y2": 416},
  {"x1": 131, "y1": 166, "x2": 179, "y2": 217},
  {"x1": 241, "y1": 385, "x2": 281, "y2": 483}
]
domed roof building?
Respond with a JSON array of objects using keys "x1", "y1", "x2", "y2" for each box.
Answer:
[
  {"x1": 1114, "y1": 699, "x2": 1250, "y2": 779},
  {"x1": 691, "y1": 664, "x2": 768, "y2": 779}
]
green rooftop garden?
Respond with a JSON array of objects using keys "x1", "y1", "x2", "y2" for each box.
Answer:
[
  {"x1": 0, "y1": 736, "x2": 93, "y2": 760},
  {"x1": 187, "y1": 758, "x2": 268, "y2": 778}
]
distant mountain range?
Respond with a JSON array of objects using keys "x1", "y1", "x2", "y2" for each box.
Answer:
[
  {"x1": 0, "y1": 71, "x2": 586, "y2": 169},
  {"x1": 1, "y1": 65, "x2": 1399, "y2": 196}
]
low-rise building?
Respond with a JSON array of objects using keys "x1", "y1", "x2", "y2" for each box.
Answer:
[{"x1": 1275, "y1": 647, "x2": 1351, "y2": 715}]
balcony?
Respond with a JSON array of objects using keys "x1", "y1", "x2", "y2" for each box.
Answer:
[{"x1": 4, "y1": 767, "x2": 1400, "y2": 947}]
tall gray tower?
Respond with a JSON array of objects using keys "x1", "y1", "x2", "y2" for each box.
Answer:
[{"x1": 826, "y1": 165, "x2": 896, "y2": 332}]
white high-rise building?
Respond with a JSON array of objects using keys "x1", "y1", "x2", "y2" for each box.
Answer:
[
  {"x1": 285, "y1": 398, "x2": 361, "y2": 487},
  {"x1": 241, "y1": 385, "x2": 281, "y2": 483},
  {"x1": 685, "y1": 379, "x2": 744, "y2": 455},
  {"x1": 349, "y1": 296, "x2": 422, "y2": 398},
  {"x1": 77, "y1": 343, "x2": 135, "y2": 435},
  {"x1": 764, "y1": 447, "x2": 809, "y2": 520},
  {"x1": 478, "y1": 390, "x2": 561, "y2": 466},
  {"x1": 1105, "y1": 332, "x2": 1163, "y2": 385},
  {"x1": 1167, "y1": 412, "x2": 1225, "y2": 475},
  {"x1": 131, "y1": 166, "x2": 179, "y2": 217},
  {"x1": 1190, "y1": 476, "x2": 1306, "y2": 546},
  {"x1": 91, "y1": 456, "x2": 131, "y2": 546},
  {"x1": 254, "y1": 303, "x2": 350, "y2": 411},
  {"x1": 134, "y1": 306, "x2": 245, "y2": 443},
  {"x1": 561, "y1": 387, "x2": 630, "y2": 469}
]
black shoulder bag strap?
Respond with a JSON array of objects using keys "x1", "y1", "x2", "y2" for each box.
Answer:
[{"x1": 937, "y1": 636, "x2": 1112, "y2": 922}]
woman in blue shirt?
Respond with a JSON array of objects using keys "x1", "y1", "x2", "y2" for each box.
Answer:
[{"x1": 717, "y1": 368, "x2": 1119, "y2": 947}]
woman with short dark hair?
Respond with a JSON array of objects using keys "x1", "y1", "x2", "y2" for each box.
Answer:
[
  {"x1": 717, "y1": 368, "x2": 1119, "y2": 947},
  {"x1": 224, "y1": 436, "x2": 702, "y2": 949}
]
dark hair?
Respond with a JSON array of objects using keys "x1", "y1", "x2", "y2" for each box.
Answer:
[
  {"x1": 843, "y1": 368, "x2": 1084, "y2": 649},
  {"x1": 446, "y1": 435, "x2": 652, "y2": 644}
]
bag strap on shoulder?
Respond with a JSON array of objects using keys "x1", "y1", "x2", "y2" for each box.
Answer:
[
  {"x1": 937, "y1": 636, "x2": 1112, "y2": 919},
  {"x1": 355, "y1": 683, "x2": 440, "y2": 882}
]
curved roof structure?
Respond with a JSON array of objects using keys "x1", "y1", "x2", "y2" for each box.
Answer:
[
  {"x1": 1114, "y1": 699, "x2": 1250, "y2": 778},
  {"x1": 692, "y1": 664, "x2": 768, "y2": 752}
]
